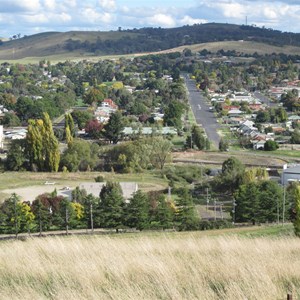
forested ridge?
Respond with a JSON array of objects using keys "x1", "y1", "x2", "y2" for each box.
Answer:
[{"x1": 1, "y1": 23, "x2": 300, "y2": 59}]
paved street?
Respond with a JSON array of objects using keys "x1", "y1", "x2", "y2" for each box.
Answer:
[
  {"x1": 254, "y1": 91, "x2": 277, "y2": 108},
  {"x1": 183, "y1": 75, "x2": 221, "y2": 148}
]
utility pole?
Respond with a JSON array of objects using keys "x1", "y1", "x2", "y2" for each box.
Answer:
[
  {"x1": 214, "y1": 199, "x2": 217, "y2": 221},
  {"x1": 90, "y1": 201, "x2": 94, "y2": 233},
  {"x1": 277, "y1": 196, "x2": 280, "y2": 225},
  {"x1": 206, "y1": 188, "x2": 209, "y2": 211},
  {"x1": 232, "y1": 198, "x2": 237, "y2": 225},
  {"x1": 282, "y1": 185, "x2": 286, "y2": 225},
  {"x1": 65, "y1": 205, "x2": 69, "y2": 235}
]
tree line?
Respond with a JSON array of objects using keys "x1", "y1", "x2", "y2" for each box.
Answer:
[{"x1": 0, "y1": 182, "x2": 201, "y2": 237}]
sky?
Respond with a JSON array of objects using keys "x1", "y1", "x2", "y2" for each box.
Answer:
[{"x1": 0, "y1": 0, "x2": 299, "y2": 38}]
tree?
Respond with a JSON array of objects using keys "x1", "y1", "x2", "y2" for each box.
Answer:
[
  {"x1": 219, "y1": 157, "x2": 245, "y2": 194},
  {"x1": 150, "y1": 137, "x2": 172, "y2": 170},
  {"x1": 65, "y1": 113, "x2": 75, "y2": 137},
  {"x1": 0, "y1": 193, "x2": 34, "y2": 236},
  {"x1": 26, "y1": 113, "x2": 60, "y2": 172},
  {"x1": 83, "y1": 87, "x2": 105, "y2": 105},
  {"x1": 71, "y1": 110, "x2": 93, "y2": 130},
  {"x1": 60, "y1": 139, "x2": 94, "y2": 172},
  {"x1": 191, "y1": 125, "x2": 209, "y2": 150},
  {"x1": 103, "y1": 111, "x2": 124, "y2": 144},
  {"x1": 175, "y1": 188, "x2": 199, "y2": 231},
  {"x1": 264, "y1": 140, "x2": 278, "y2": 151},
  {"x1": 31, "y1": 198, "x2": 51, "y2": 235},
  {"x1": 234, "y1": 182, "x2": 260, "y2": 225},
  {"x1": 6, "y1": 140, "x2": 26, "y2": 171},
  {"x1": 292, "y1": 186, "x2": 300, "y2": 237},
  {"x1": 97, "y1": 181, "x2": 125, "y2": 231},
  {"x1": 291, "y1": 129, "x2": 300, "y2": 144},
  {"x1": 125, "y1": 190, "x2": 149, "y2": 230},
  {"x1": 85, "y1": 119, "x2": 104, "y2": 139},
  {"x1": 163, "y1": 101, "x2": 185, "y2": 129},
  {"x1": 155, "y1": 194, "x2": 174, "y2": 230},
  {"x1": 235, "y1": 181, "x2": 283, "y2": 224},
  {"x1": 219, "y1": 138, "x2": 229, "y2": 152}
]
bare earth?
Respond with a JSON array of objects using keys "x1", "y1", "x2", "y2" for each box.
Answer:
[{"x1": 2, "y1": 184, "x2": 74, "y2": 202}]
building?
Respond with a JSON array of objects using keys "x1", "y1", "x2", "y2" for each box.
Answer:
[
  {"x1": 282, "y1": 164, "x2": 300, "y2": 185},
  {"x1": 79, "y1": 182, "x2": 138, "y2": 202}
]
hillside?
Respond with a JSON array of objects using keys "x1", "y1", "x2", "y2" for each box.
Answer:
[{"x1": 1, "y1": 23, "x2": 300, "y2": 60}]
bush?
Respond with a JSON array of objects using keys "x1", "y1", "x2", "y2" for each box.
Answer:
[
  {"x1": 264, "y1": 140, "x2": 279, "y2": 151},
  {"x1": 95, "y1": 175, "x2": 105, "y2": 182}
]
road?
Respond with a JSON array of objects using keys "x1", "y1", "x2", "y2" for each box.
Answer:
[
  {"x1": 183, "y1": 74, "x2": 221, "y2": 148},
  {"x1": 254, "y1": 91, "x2": 277, "y2": 108}
]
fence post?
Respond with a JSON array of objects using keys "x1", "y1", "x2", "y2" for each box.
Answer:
[{"x1": 287, "y1": 293, "x2": 292, "y2": 300}]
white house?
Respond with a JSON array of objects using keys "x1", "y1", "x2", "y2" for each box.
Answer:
[{"x1": 281, "y1": 164, "x2": 300, "y2": 185}]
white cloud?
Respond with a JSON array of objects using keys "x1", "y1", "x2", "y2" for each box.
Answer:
[
  {"x1": 23, "y1": 14, "x2": 48, "y2": 24},
  {"x1": 99, "y1": 0, "x2": 116, "y2": 12},
  {"x1": 145, "y1": 14, "x2": 176, "y2": 27},
  {"x1": 81, "y1": 8, "x2": 115, "y2": 24},
  {"x1": 44, "y1": 0, "x2": 56, "y2": 10},
  {"x1": 179, "y1": 16, "x2": 208, "y2": 25},
  {"x1": 63, "y1": 0, "x2": 77, "y2": 8}
]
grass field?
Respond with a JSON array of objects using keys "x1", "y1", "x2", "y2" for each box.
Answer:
[{"x1": 0, "y1": 225, "x2": 299, "y2": 300}]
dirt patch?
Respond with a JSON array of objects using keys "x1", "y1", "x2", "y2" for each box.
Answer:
[
  {"x1": 173, "y1": 150, "x2": 287, "y2": 167},
  {"x1": 2, "y1": 184, "x2": 74, "y2": 203}
]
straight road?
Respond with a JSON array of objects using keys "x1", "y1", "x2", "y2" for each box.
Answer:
[
  {"x1": 183, "y1": 74, "x2": 221, "y2": 148},
  {"x1": 254, "y1": 91, "x2": 277, "y2": 108}
]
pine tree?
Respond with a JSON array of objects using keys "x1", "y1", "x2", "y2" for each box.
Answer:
[
  {"x1": 98, "y1": 181, "x2": 125, "y2": 231},
  {"x1": 103, "y1": 111, "x2": 124, "y2": 144},
  {"x1": 125, "y1": 190, "x2": 149, "y2": 230},
  {"x1": 155, "y1": 195, "x2": 174, "y2": 230},
  {"x1": 175, "y1": 188, "x2": 199, "y2": 231}
]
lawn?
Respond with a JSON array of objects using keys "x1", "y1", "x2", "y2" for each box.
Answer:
[{"x1": 0, "y1": 225, "x2": 298, "y2": 300}]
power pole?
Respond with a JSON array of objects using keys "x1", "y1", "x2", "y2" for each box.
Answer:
[
  {"x1": 282, "y1": 185, "x2": 286, "y2": 225},
  {"x1": 90, "y1": 201, "x2": 94, "y2": 233},
  {"x1": 65, "y1": 205, "x2": 69, "y2": 235},
  {"x1": 214, "y1": 199, "x2": 217, "y2": 221},
  {"x1": 232, "y1": 199, "x2": 237, "y2": 225},
  {"x1": 206, "y1": 188, "x2": 209, "y2": 211}
]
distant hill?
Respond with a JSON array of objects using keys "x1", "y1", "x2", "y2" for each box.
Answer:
[{"x1": 1, "y1": 23, "x2": 300, "y2": 60}]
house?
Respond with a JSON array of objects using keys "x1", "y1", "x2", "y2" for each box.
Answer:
[
  {"x1": 102, "y1": 99, "x2": 118, "y2": 110},
  {"x1": 79, "y1": 182, "x2": 138, "y2": 202},
  {"x1": 281, "y1": 164, "x2": 300, "y2": 185}
]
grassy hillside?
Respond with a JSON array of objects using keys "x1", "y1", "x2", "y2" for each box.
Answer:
[
  {"x1": 1, "y1": 23, "x2": 300, "y2": 61},
  {"x1": 0, "y1": 226, "x2": 298, "y2": 299}
]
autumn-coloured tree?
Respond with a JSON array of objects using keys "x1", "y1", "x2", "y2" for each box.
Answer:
[
  {"x1": 85, "y1": 119, "x2": 104, "y2": 139},
  {"x1": 26, "y1": 112, "x2": 60, "y2": 172}
]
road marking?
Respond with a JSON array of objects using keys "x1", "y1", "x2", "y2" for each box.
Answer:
[{"x1": 198, "y1": 104, "x2": 201, "y2": 110}]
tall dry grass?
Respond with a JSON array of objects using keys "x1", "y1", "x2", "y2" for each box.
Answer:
[{"x1": 0, "y1": 233, "x2": 299, "y2": 299}]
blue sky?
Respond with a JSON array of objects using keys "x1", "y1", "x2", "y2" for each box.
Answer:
[{"x1": 0, "y1": 0, "x2": 299, "y2": 38}]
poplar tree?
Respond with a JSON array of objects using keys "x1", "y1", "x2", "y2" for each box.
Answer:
[
  {"x1": 65, "y1": 113, "x2": 75, "y2": 137},
  {"x1": 26, "y1": 112, "x2": 60, "y2": 172}
]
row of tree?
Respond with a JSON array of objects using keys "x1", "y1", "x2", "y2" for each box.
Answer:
[{"x1": 0, "y1": 182, "x2": 200, "y2": 236}]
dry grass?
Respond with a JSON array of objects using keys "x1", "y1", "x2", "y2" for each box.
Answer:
[{"x1": 0, "y1": 232, "x2": 299, "y2": 299}]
